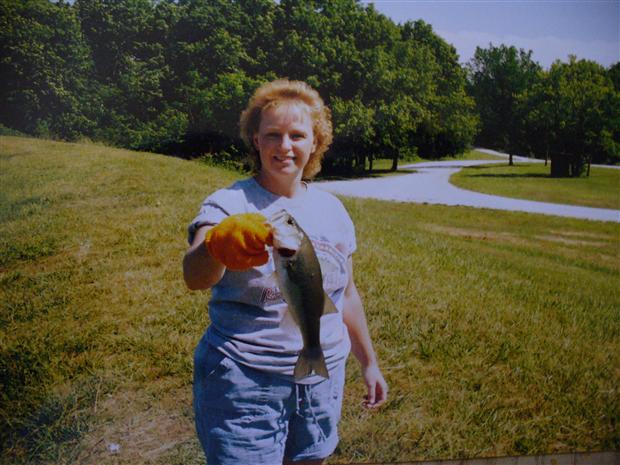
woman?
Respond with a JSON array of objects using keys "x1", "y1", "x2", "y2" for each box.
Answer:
[{"x1": 183, "y1": 79, "x2": 387, "y2": 465}]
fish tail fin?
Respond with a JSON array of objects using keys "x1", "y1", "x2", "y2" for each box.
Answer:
[{"x1": 294, "y1": 347, "x2": 329, "y2": 380}]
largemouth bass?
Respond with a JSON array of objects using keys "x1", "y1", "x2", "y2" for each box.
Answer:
[{"x1": 269, "y1": 210, "x2": 338, "y2": 380}]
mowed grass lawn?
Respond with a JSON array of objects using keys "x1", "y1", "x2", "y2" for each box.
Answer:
[
  {"x1": 451, "y1": 162, "x2": 620, "y2": 210},
  {"x1": 1, "y1": 136, "x2": 619, "y2": 464}
]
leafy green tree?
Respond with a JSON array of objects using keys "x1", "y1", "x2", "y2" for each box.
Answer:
[
  {"x1": 403, "y1": 20, "x2": 478, "y2": 158},
  {"x1": 271, "y1": 0, "x2": 331, "y2": 85},
  {"x1": 467, "y1": 44, "x2": 542, "y2": 165},
  {"x1": 606, "y1": 63, "x2": 620, "y2": 165},
  {"x1": 518, "y1": 68, "x2": 555, "y2": 164},
  {"x1": 329, "y1": 96, "x2": 376, "y2": 173},
  {"x1": 544, "y1": 57, "x2": 618, "y2": 176},
  {"x1": 0, "y1": 0, "x2": 96, "y2": 138},
  {"x1": 607, "y1": 62, "x2": 620, "y2": 91},
  {"x1": 162, "y1": 0, "x2": 251, "y2": 154},
  {"x1": 234, "y1": 0, "x2": 278, "y2": 77},
  {"x1": 75, "y1": 0, "x2": 175, "y2": 147},
  {"x1": 375, "y1": 97, "x2": 425, "y2": 170}
]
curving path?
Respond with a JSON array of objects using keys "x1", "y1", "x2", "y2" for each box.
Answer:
[{"x1": 317, "y1": 152, "x2": 620, "y2": 223}]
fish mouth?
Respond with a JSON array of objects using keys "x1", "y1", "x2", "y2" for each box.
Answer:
[
  {"x1": 269, "y1": 210, "x2": 303, "y2": 251},
  {"x1": 277, "y1": 247, "x2": 297, "y2": 257},
  {"x1": 269, "y1": 209, "x2": 290, "y2": 223}
]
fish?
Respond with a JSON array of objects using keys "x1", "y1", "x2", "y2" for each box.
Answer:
[{"x1": 269, "y1": 210, "x2": 338, "y2": 380}]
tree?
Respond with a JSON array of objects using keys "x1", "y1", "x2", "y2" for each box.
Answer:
[
  {"x1": 329, "y1": 96, "x2": 375, "y2": 173},
  {"x1": 607, "y1": 62, "x2": 620, "y2": 91},
  {"x1": 403, "y1": 20, "x2": 478, "y2": 158},
  {"x1": 467, "y1": 44, "x2": 542, "y2": 165},
  {"x1": 75, "y1": 0, "x2": 179, "y2": 148},
  {"x1": 0, "y1": 0, "x2": 96, "y2": 138},
  {"x1": 0, "y1": 0, "x2": 481, "y2": 175},
  {"x1": 543, "y1": 57, "x2": 619, "y2": 176},
  {"x1": 519, "y1": 68, "x2": 554, "y2": 165},
  {"x1": 375, "y1": 97, "x2": 424, "y2": 171}
]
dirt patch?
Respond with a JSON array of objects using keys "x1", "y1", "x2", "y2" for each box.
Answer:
[
  {"x1": 420, "y1": 224, "x2": 526, "y2": 245},
  {"x1": 535, "y1": 235, "x2": 607, "y2": 247},
  {"x1": 76, "y1": 385, "x2": 196, "y2": 465},
  {"x1": 421, "y1": 224, "x2": 615, "y2": 250},
  {"x1": 550, "y1": 230, "x2": 616, "y2": 241}
]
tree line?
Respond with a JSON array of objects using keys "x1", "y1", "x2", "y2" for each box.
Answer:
[
  {"x1": 1, "y1": 0, "x2": 618, "y2": 177},
  {"x1": 468, "y1": 44, "x2": 620, "y2": 176}
]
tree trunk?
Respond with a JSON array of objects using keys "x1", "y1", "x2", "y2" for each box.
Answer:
[
  {"x1": 509, "y1": 153, "x2": 514, "y2": 166},
  {"x1": 368, "y1": 154, "x2": 374, "y2": 172},
  {"x1": 550, "y1": 152, "x2": 570, "y2": 177},
  {"x1": 569, "y1": 153, "x2": 586, "y2": 178},
  {"x1": 391, "y1": 153, "x2": 398, "y2": 171},
  {"x1": 358, "y1": 153, "x2": 366, "y2": 173}
]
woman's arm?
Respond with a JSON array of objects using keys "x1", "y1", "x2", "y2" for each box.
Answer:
[
  {"x1": 183, "y1": 225, "x2": 226, "y2": 290},
  {"x1": 342, "y1": 257, "x2": 388, "y2": 409}
]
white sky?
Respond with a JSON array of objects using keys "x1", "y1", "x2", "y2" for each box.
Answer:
[{"x1": 362, "y1": 0, "x2": 620, "y2": 68}]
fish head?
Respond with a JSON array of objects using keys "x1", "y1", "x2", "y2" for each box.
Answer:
[{"x1": 269, "y1": 210, "x2": 304, "y2": 257}]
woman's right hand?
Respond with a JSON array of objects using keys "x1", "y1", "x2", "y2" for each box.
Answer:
[{"x1": 205, "y1": 213, "x2": 273, "y2": 271}]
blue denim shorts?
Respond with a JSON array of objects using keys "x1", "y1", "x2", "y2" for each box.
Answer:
[{"x1": 193, "y1": 341, "x2": 346, "y2": 465}]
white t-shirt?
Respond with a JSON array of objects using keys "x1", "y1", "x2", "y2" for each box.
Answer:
[{"x1": 188, "y1": 177, "x2": 355, "y2": 384}]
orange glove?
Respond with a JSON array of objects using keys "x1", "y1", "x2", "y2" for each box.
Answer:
[{"x1": 205, "y1": 213, "x2": 274, "y2": 271}]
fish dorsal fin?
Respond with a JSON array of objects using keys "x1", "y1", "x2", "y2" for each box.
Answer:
[{"x1": 323, "y1": 292, "x2": 338, "y2": 314}]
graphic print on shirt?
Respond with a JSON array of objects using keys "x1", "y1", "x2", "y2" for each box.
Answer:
[{"x1": 260, "y1": 235, "x2": 348, "y2": 308}]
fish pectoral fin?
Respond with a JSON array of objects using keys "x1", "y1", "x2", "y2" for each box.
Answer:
[{"x1": 323, "y1": 292, "x2": 338, "y2": 314}]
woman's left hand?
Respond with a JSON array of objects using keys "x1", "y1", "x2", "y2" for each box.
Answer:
[{"x1": 361, "y1": 364, "x2": 388, "y2": 409}]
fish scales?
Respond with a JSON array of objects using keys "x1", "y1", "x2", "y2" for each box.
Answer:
[
  {"x1": 270, "y1": 210, "x2": 337, "y2": 380},
  {"x1": 281, "y1": 234, "x2": 324, "y2": 347}
]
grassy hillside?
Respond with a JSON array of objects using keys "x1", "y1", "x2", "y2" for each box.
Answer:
[
  {"x1": 451, "y1": 162, "x2": 620, "y2": 210},
  {"x1": 1, "y1": 136, "x2": 619, "y2": 464}
]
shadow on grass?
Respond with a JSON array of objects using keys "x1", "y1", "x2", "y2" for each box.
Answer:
[
  {"x1": 318, "y1": 168, "x2": 417, "y2": 181},
  {"x1": 467, "y1": 173, "x2": 550, "y2": 179},
  {"x1": 460, "y1": 164, "x2": 550, "y2": 179}
]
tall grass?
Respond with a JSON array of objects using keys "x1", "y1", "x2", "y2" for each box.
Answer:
[{"x1": 1, "y1": 136, "x2": 618, "y2": 464}]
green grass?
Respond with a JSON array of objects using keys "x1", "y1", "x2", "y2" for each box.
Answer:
[
  {"x1": 366, "y1": 158, "x2": 408, "y2": 172},
  {"x1": 433, "y1": 149, "x2": 506, "y2": 162},
  {"x1": 1, "y1": 136, "x2": 619, "y2": 464},
  {"x1": 451, "y1": 162, "x2": 620, "y2": 210}
]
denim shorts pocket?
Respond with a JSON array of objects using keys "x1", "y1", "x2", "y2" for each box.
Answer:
[
  {"x1": 207, "y1": 348, "x2": 228, "y2": 378},
  {"x1": 194, "y1": 342, "x2": 227, "y2": 384}
]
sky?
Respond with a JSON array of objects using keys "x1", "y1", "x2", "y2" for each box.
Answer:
[{"x1": 361, "y1": 0, "x2": 620, "y2": 68}]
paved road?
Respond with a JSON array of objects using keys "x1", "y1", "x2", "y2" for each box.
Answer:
[{"x1": 317, "y1": 153, "x2": 620, "y2": 223}]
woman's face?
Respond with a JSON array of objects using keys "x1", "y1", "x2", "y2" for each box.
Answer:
[{"x1": 253, "y1": 101, "x2": 316, "y2": 180}]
